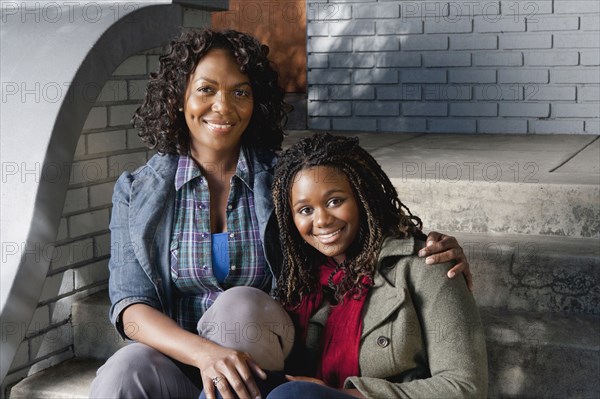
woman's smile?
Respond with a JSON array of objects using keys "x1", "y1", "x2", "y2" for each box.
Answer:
[{"x1": 203, "y1": 119, "x2": 236, "y2": 133}]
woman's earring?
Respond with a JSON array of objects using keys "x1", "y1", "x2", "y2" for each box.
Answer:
[{"x1": 178, "y1": 107, "x2": 183, "y2": 112}]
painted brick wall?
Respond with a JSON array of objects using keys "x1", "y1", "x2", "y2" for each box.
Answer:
[{"x1": 306, "y1": 0, "x2": 600, "y2": 134}]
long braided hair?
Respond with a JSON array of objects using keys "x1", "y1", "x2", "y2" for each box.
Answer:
[{"x1": 273, "y1": 133, "x2": 426, "y2": 307}]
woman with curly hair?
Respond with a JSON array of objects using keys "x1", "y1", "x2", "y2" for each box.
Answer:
[
  {"x1": 266, "y1": 133, "x2": 488, "y2": 398},
  {"x1": 90, "y1": 29, "x2": 472, "y2": 399}
]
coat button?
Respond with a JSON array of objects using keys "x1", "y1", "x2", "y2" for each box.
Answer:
[{"x1": 377, "y1": 336, "x2": 390, "y2": 348}]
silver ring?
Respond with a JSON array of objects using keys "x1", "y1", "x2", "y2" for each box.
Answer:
[{"x1": 212, "y1": 376, "x2": 222, "y2": 386}]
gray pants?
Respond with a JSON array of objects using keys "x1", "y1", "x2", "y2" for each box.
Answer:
[
  {"x1": 89, "y1": 343, "x2": 201, "y2": 398},
  {"x1": 90, "y1": 287, "x2": 293, "y2": 398}
]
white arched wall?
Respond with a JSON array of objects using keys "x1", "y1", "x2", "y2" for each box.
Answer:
[{"x1": 0, "y1": 0, "x2": 227, "y2": 383}]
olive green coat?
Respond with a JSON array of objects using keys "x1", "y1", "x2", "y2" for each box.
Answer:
[{"x1": 306, "y1": 237, "x2": 488, "y2": 399}]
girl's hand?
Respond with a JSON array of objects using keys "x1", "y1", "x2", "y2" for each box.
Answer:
[
  {"x1": 198, "y1": 342, "x2": 266, "y2": 399},
  {"x1": 419, "y1": 231, "x2": 473, "y2": 291}
]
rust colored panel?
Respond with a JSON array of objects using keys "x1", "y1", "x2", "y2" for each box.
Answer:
[{"x1": 211, "y1": 0, "x2": 307, "y2": 93}]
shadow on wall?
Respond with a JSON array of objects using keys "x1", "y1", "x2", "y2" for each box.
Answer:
[{"x1": 305, "y1": 0, "x2": 600, "y2": 134}]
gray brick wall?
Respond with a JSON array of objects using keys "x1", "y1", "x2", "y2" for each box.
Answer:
[{"x1": 306, "y1": 0, "x2": 600, "y2": 134}]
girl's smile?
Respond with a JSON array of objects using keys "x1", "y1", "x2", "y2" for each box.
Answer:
[
  {"x1": 290, "y1": 166, "x2": 360, "y2": 264},
  {"x1": 312, "y1": 228, "x2": 343, "y2": 244}
]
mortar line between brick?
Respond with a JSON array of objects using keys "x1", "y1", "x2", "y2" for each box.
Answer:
[
  {"x1": 23, "y1": 319, "x2": 71, "y2": 341},
  {"x1": 549, "y1": 135, "x2": 600, "y2": 173}
]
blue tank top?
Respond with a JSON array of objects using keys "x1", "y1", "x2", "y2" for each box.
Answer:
[{"x1": 211, "y1": 233, "x2": 230, "y2": 283}]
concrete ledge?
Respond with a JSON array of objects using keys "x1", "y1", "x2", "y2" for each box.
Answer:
[
  {"x1": 283, "y1": 131, "x2": 600, "y2": 185},
  {"x1": 398, "y1": 179, "x2": 599, "y2": 238}
]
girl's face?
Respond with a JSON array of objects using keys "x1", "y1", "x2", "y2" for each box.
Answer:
[
  {"x1": 183, "y1": 49, "x2": 254, "y2": 156},
  {"x1": 290, "y1": 166, "x2": 360, "y2": 264}
]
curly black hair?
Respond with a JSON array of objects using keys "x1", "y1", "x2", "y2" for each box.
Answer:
[
  {"x1": 272, "y1": 133, "x2": 426, "y2": 306},
  {"x1": 133, "y1": 29, "x2": 288, "y2": 154}
]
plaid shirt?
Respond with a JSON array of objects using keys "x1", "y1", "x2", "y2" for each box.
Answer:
[{"x1": 170, "y1": 148, "x2": 270, "y2": 331}]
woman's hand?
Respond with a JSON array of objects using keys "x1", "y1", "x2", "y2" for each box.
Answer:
[
  {"x1": 122, "y1": 304, "x2": 266, "y2": 399},
  {"x1": 197, "y1": 342, "x2": 266, "y2": 399},
  {"x1": 419, "y1": 231, "x2": 473, "y2": 291}
]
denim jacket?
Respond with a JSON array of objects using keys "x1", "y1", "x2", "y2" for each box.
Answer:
[{"x1": 108, "y1": 148, "x2": 281, "y2": 338}]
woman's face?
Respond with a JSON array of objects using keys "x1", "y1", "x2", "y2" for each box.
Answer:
[
  {"x1": 183, "y1": 49, "x2": 254, "y2": 156},
  {"x1": 290, "y1": 166, "x2": 360, "y2": 264}
]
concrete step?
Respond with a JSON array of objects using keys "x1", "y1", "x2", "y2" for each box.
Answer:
[
  {"x1": 9, "y1": 308, "x2": 599, "y2": 398},
  {"x1": 483, "y1": 307, "x2": 600, "y2": 398},
  {"x1": 8, "y1": 358, "x2": 103, "y2": 399},
  {"x1": 455, "y1": 232, "x2": 600, "y2": 315},
  {"x1": 72, "y1": 291, "x2": 127, "y2": 360},
  {"x1": 283, "y1": 131, "x2": 600, "y2": 239},
  {"x1": 395, "y1": 177, "x2": 599, "y2": 240}
]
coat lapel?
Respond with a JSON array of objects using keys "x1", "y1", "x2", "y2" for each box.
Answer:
[
  {"x1": 361, "y1": 237, "x2": 415, "y2": 338},
  {"x1": 361, "y1": 266, "x2": 405, "y2": 338}
]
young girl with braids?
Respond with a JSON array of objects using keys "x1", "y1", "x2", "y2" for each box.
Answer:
[{"x1": 266, "y1": 133, "x2": 488, "y2": 399}]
